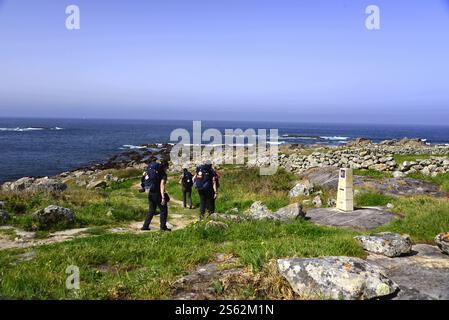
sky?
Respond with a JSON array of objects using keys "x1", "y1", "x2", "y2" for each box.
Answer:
[{"x1": 0, "y1": 0, "x2": 449, "y2": 124}]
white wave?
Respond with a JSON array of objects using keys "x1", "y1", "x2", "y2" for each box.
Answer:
[
  {"x1": 121, "y1": 144, "x2": 146, "y2": 150},
  {"x1": 281, "y1": 136, "x2": 319, "y2": 140},
  {"x1": 267, "y1": 141, "x2": 285, "y2": 145},
  {"x1": 0, "y1": 127, "x2": 45, "y2": 132},
  {"x1": 320, "y1": 136, "x2": 349, "y2": 141}
]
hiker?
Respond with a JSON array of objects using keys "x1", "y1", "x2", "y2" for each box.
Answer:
[
  {"x1": 179, "y1": 168, "x2": 193, "y2": 209},
  {"x1": 193, "y1": 161, "x2": 218, "y2": 219},
  {"x1": 140, "y1": 159, "x2": 171, "y2": 231}
]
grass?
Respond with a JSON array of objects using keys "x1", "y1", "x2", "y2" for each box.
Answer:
[
  {"x1": 376, "y1": 196, "x2": 449, "y2": 242},
  {"x1": 166, "y1": 167, "x2": 297, "y2": 212},
  {"x1": 0, "y1": 176, "x2": 147, "y2": 231},
  {"x1": 0, "y1": 219, "x2": 363, "y2": 299},
  {"x1": 1, "y1": 165, "x2": 449, "y2": 299},
  {"x1": 354, "y1": 169, "x2": 392, "y2": 179},
  {"x1": 355, "y1": 190, "x2": 394, "y2": 207},
  {"x1": 407, "y1": 172, "x2": 449, "y2": 193}
]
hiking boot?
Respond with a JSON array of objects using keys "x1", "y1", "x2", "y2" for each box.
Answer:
[
  {"x1": 161, "y1": 227, "x2": 171, "y2": 232},
  {"x1": 140, "y1": 227, "x2": 151, "y2": 231}
]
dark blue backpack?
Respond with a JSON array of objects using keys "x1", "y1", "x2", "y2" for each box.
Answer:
[
  {"x1": 194, "y1": 164, "x2": 213, "y2": 191},
  {"x1": 143, "y1": 162, "x2": 162, "y2": 192},
  {"x1": 182, "y1": 171, "x2": 193, "y2": 188}
]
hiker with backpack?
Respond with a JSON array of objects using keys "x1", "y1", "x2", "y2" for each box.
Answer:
[
  {"x1": 179, "y1": 168, "x2": 193, "y2": 209},
  {"x1": 140, "y1": 160, "x2": 171, "y2": 231},
  {"x1": 193, "y1": 161, "x2": 218, "y2": 219}
]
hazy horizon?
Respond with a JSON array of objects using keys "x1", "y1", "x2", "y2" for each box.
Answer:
[{"x1": 1, "y1": 0, "x2": 449, "y2": 125}]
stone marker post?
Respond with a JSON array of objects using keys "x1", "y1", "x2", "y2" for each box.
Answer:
[{"x1": 337, "y1": 168, "x2": 354, "y2": 212}]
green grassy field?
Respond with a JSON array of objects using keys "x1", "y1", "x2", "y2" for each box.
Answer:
[{"x1": 1, "y1": 166, "x2": 449, "y2": 299}]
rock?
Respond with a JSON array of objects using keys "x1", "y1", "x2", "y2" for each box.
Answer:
[
  {"x1": 306, "y1": 207, "x2": 398, "y2": 230},
  {"x1": 239, "y1": 202, "x2": 305, "y2": 222},
  {"x1": 312, "y1": 196, "x2": 322, "y2": 208},
  {"x1": 289, "y1": 181, "x2": 314, "y2": 197},
  {"x1": 367, "y1": 244, "x2": 449, "y2": 299},
  {"x1": 87, "y1": 180, "x2": 107, "y2": 190},
  {"x1": 0, "y1": 201, "x2": 5, "y2": 209},
  {"x1": 247, "y1": 201, "x2": 272, "y2": 220},
  {"x1": 393, "y1": 171, "x2": 405, "y2": 178},
  {"x1": 386, "y1": 203, "x2": 394, "y2": 209},
  {"x1": 32, "y1": 205, "x2": 75, "y2": 225},
  {"x1": 346, "y1": 138, "x2": 373, "y2": 147},
  {"x1": 274, "y1": 203, "x2": 306, "y2": 220},
  {"x1": 30, "y1": 178, "x2": 67, "y2": 192},
  {"x1": 435, "y1": 232, "x2": 449, "y2": 255},
  {"x1": 354, "y1": 232, "x2": 412, "y2": 257},
  {"x1": 277, "y1": 256, "x2": 398, "y2": 300},
  {"x1": 104, "y1": 174, "x2": 119, "y2": 182},
  {"x1": 205, "y1": 221, "x2": 229, "y2": 230},
  {"x1": 1, "y1": 177, "x2": 67, "y2": 193},
  {"x1": 0, "y1": 210, "x2": 10, "y2": 222}
]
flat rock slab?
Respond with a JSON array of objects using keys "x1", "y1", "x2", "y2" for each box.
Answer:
[
  {"x1": 306, "y1": 207, "x2": 399, "y2": 230},
  {"x1": 367, "y1": 244, "x2": 449, "y2": 300}
]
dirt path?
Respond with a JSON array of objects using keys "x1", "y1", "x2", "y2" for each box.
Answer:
[{"x1": 0, "y1": 197, "x2": 196, "y2": 251}]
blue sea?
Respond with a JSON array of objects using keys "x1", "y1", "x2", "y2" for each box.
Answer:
[{"x1": 1, "y1": 118, "x2": 449, "y2": 183}]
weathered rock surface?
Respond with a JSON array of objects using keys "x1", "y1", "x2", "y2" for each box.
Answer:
[
  {"x1": 247, "y1": 201, "x2": 272, "y2": 220},
  {"x1": 32, "y1": 205, "x2": 74, "y2": 225},
  {"x1": 205, "y1": 221, "x2": 229, "y2": 230},
  {"x1": 210, "y1": 202, "x2": 305, "y2": 223},
  {"x1": 289, "y1": 181, "x2": 314, "y2": 197},
  {"x1": 354, "y1": 232, "x2": 412, "y2": 257},
  {"x1": 306, "y1": 207, "x2": 398, "y2": 230},
  {"x1": 435, "y1": 232, "x2": 449, "y2": 255},
  {"x1": 248, "y1": 202, "x2": 305, "y2": 222},
  {"x1": 277, "y1": 256, "x2": 398, "y2": 300},
  {"x1": 367, "y1": 244, "x2": 449, "y2": 299},
  {"x1": 86, "y1": 180, "x2": 107, "y2": 190},
  {"x1": 312, "y1": 195, "x2": 322, "y2": 208},
  {"x1": 2, "y1": 177, "x2": 67, "y2": 193}
]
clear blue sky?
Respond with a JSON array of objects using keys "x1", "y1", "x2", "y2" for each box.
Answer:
[{"x1": 1, "y1": 0, "x2": 449, "y2": 124}]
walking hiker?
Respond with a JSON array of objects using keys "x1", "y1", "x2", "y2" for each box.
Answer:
[
  {"x1": 193, "y1": 161, "x2": 218, "y2": 219},
  {"x1": 140, "y1": 160, "x2": 171, "y2": 231},
  {"x1": 179, "y1": 168, "x2": 193, "y2": 209}
]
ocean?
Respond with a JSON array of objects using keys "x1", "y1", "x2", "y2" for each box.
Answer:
[{"x1": 1, "y1": 118, "x2": 449, "y2": 183}]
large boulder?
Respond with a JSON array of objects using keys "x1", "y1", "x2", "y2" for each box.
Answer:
[
  {"x1": 274, "y1": 203, "x2": 306, "y2": 220},
  {"x1": 435, "y1": 232, "x2": 449, "y2": 255},
  {"x1": 2, "y1": 177, "x2": 34, "y2": 191},
  {"x1": 1, "y1": 177, "x2": 66, "y2": 193},
  {"x1": 247, "y1": 202, "x2": 305, "y2": 222},
  {"x1": 289, "y1": 181, "x2": 314, "y2": 197},
  {"x1": 28, "y1": 177, "x2": 67, "y2": 192},
  {"x1": 277, "y1": 256, "x2": 398, "y2": 300},
  {"x1": 354, "y1": 232, "x2": 412, "y2": 257},
  {"x1": 32, "y1": 205, "x2": 75, "y2": 225},
  {"x1": 87, "y1": 180, "x2": 107, "y2": 190},
  {"x1": 247, "y1": 201, "x2": 272, "y2": 220}
]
